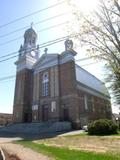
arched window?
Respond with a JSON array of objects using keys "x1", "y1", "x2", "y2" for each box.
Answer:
[{"x1": 42, "y1": 72, "x2": 49, "y2": 96}]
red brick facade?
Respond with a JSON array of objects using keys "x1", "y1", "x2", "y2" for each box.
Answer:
[{"x1": 13, "y1": 69, "x2": 33, "y2": 122}]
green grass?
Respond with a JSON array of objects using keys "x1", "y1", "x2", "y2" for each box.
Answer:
[
  {"x1": 16, "y1": 140, "x2": 120, "y2": 160},
  {"x1": 113, "y1": 130, "x2": 120, "y2": 136}
]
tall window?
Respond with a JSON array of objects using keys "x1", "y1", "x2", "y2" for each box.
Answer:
[
  {"x1": 92, "y1": 96, "x2": 95, "y2": 112},
  {"x1": 42, "y1": 72, "x2": 49, "y2": 96},
  {"x1": 84, "y1": 95, "x2": 88, "y2": 110}
]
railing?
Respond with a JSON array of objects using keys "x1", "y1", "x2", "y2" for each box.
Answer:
[
  {"x1": 0, "y1": 148, "x2": 20, "y2": 160},
  {"x1": 0, "y1": 148, "x2": 5, "y2": 160}
]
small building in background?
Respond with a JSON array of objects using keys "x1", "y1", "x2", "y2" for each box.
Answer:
[
  {"x1": 13, "y1": 27, "x2": 112, "y2": 129},
  {"x1": 0, "y1": 113, "x2": 12, "y2": 126}
]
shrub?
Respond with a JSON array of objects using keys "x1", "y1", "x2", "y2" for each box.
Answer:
[{"x1": 88, "y1": 119, "x2": 118, "y2": 135}]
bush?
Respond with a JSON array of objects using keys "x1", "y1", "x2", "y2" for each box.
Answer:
[{"x1": 88, "y1": 119, "x2": 118, "y2": 135}]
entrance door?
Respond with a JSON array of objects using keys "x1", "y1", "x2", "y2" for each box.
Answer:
[
  {"x1": 24, "y1": 113, "x2": 29, "y2": 122},
  {"x1": 63, "y1": 108, "x2": 69, "y2": 121},
  {"x1": 42, "y1": 105, "x2": 49, "y2": 121},
  {"x1": 24, "y1": 113, "x2": 32, "y2": 122}
]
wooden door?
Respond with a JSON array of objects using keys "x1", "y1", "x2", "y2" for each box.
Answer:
[
  {"x1": 42, "y1": 105, "x2": 49, "y2": 121},
  {"x1": 63, "y1": 108, "x2": 69, "y2": 121}
]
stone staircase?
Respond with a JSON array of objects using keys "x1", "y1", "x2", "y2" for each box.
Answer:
[{"x1": 0, "y1": 122, "x2": 71, "y2": 134}]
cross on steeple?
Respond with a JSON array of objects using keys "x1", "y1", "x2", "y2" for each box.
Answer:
[{"x1": 31, "y1": 22, "x2": 33, "y2": 28}]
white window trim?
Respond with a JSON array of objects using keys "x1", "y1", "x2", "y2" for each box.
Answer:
[
  {"x1": 42, "y1": 72, "x2": 49, "y2": 96},
  {"x1": 51, "y1": 101, "x2": 56, "y2": 112},
  {"x1": 32, "y1": 105, "x2": 38, "y2": 110}
]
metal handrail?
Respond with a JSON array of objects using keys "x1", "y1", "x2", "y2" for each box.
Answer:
[{"x1": 0, "y1": 148, "x2": 5, "y2": 160}]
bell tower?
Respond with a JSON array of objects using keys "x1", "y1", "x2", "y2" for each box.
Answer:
[
  {"x1": 13, "y1": 25, "x2": 39, "y2": 123},
  {"x1": 18, "y1": 24, "x2": 39, "y2": 62}
]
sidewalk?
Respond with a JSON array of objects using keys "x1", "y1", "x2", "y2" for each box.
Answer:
[
  {"x1": 0, "y1": 143, "x2": 52, "y2": 160},
  {"x1": 58, "y1": 130, "x2": 85, "y2": 136}
]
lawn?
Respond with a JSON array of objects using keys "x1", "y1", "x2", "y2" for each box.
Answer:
[
  {"x1": 16, "y1": 132, "x2": 120, "y2": 160},
  {"x1": 17, "y1": 140, "x2": 120, "y2": 160},
  {"x1": 34, "y1": 133, "x2": 120, "y2": 154}
]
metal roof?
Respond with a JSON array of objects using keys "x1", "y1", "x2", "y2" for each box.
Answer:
[{"x1": 75, "y1": 64, "x2": 110, "y2": 97}]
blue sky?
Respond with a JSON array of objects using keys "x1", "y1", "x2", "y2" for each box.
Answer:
[
  {"x1": 0, "y1": 0, "x2": 67, "y2": 113},
  {"x1": 0, "y1": 0, "x2": 119, "y2": 114}
]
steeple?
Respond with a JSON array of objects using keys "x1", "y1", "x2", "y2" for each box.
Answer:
[
  {"x1": 18, "y1": 24, "x2": 39, "y2": 60},
  {"x1": 23, "y1": 24, "x2": 37, "y2": 48},
  {"x1": 16, "y1": 24, "x2": 40, "y2": 72}
]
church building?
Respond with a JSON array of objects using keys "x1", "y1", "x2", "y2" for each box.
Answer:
[{"x1": 13, "y1": 26, "x2": 112, "y2": 128}]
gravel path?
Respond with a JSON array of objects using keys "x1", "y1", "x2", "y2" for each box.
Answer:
[{"x1": 0, "y1": 143, "x2": 52, "y2": 160}]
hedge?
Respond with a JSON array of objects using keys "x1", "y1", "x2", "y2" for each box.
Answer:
[{"x1": 88, "y1": 119, "x2": 118, "y2": 135}]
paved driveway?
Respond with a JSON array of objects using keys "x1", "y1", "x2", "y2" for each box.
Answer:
[{"x1": 0, "y1": 137, "x2": 22, "y2": 143}]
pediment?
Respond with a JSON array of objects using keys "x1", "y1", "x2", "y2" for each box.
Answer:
[{"x1": 33, "y1": 53, "x2": 59, "y2": 71}]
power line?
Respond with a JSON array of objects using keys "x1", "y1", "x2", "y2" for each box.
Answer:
[
  {"x1": 0, "y1": 37, "x2": 22, "y2": 46},
  {"x1": 0, "y1": 33, "x2": 95, "y2": 63},
  {"x1": 0, "y1": 21, "x2": 68, "y2": 47},
  {"x1": 76, "y1": 57, "x2": 90, "y2": 62},
  {"x1": 0, "y1": 55, "x2": 18, "y2": 63},
  {"x1": 0, "y1": 35, "x2": 68, "y2": 62},
  {"x1": 1, "y1": 31, "x2": 100, "y2": 65},
  {"x1": 0, "y1": 79, "x2": 15, "y2": 84},
  {"x1": 80, "y1": 61, "x2": 98, "y2": 67},
  {"x1": 0, "y1": 51, "x2": 18, "y2": 59},
  {"x1": 0, "y1": 32, "x2": 93, "y2": 62},
  {"x1": 0, "y1": 36, "x2": 68, "y2": 60},
  {"x1": 0, "y1": 1, "x2": 65, "y2": 29},
  {"x1": 0, "y1": 33, "x2": 75, "y2": 60},
  {"x1": 0, "y1": 12, "x2": 69, "y2": 39},
  {"x1": 0, "y1": 75, "x2": 15, "y2": 81},
  {"x1": 38, "y1": 21, "x2": 68, "y2": 33},
  {"x1": 0, "y1": 58, "x2": 98, "y2": 82}
]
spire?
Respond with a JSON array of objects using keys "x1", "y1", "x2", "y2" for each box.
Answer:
[
  {"x1": 31, "y1": 22, "x2": 33, "y2": 28},
  {"x1": 18, "y1": 25, "x2": 39, "y2": 60},
  {"x1": 23, "y1": 24, "x2": 37, "y2": 49}
]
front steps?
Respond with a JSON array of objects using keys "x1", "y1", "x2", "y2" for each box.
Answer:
[{"x1": 0, "y1": 122, "x2": 71, "y2": 134}]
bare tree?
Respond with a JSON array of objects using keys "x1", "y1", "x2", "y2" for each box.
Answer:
[{"x1": 67, "y1": 0, "x2": 120, "y2": 105}]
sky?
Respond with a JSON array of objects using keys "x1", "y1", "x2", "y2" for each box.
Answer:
[{"x1": 0, "y1": 0, "x2": 119, "y2": 114}]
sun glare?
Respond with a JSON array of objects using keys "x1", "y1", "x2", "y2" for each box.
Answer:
[{"x1": 69, "y1": 0, "x2": 98, "y2": 12}]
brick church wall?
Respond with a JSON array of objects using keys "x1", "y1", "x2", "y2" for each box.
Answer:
[
  {"x1": 13, "y1": 54, "x2": 112, "y2": 129},
  {"x1": 59, "y1": 60, "x2": 77, "y2": 96},
  {"x1": 77, "y1": 89, "x2": 112, "y2": 127},
  {"x1": 59, "y1": 60, "x2": 81, "y2": 128},
  {"x1": 32, "y1": 66, "x2": 60, "y2": 122},
  {"x1": 13, "y1": 69, "x2": 33, "y2": 122},
  {"x1": 13, "y1": 27, "x2": 112, "y2": 129}
]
